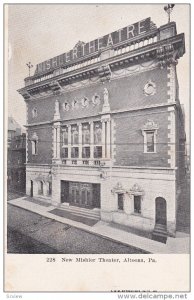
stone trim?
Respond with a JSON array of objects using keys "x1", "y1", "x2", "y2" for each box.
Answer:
[
  {"x1": 26, "y1": 129, "x2": 28, "y2": 163},
  {"x1": 111, "y1": 119, "x2": 116, "y2": 164},
  {"x1": 167, "y1": 106, "x2": 176, "y2": 168},
  {"x1": 167, "y1": 64, "x2": 176, "y2": 104}
]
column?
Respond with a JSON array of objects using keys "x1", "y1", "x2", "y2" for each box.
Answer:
[
  {"x1": 56, "y1": 124, "x2": 61, "y2": 159},
  {"x1": 90, "y1": 122, "x2": 94, "y2": 159},
  {"x1": 53, "y1": 126, "x2": 57, "y2": 158},
  {"x1": 102, "y1": 120, "x2": 106, "y2": 158},
  {"x1": 78, "y1": 123, "x2": 82, "y2": 159},
  {"x1": 106, "y1": 119, "x2": 111, "y2": 159},
  {"x1": 67, "y1": 125, "x2": 71, "y2": 159}
]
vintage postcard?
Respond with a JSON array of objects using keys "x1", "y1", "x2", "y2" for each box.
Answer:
[{"x1": 4, "y1": 3, "x2": 190, "y2": 293}]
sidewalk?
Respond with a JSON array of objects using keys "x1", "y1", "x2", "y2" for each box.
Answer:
[{"x1": 8, "y1": 196, "x2": 190, "y2": 254}]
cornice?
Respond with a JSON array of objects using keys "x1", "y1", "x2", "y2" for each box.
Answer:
[{"x1": 18, "y1": 33, "x2": 184, "y2": 101}]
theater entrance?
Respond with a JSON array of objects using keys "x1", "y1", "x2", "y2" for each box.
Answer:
[{"x1": 61, "y1": 180, "x2": 100, "y2": 209}]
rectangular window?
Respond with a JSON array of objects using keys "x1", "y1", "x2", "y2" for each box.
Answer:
[
  {"x1": 71, "y1": 125, "x2": 79, "y2": 145},
  {"x1": 94, "y1": 121, "x2": 102, "y2": 144},
  {"x1": 118, "y1": 194, "x2": 124, "y2": 210},
  {"x1": 82, "y1": 146, "x2": 90, "y2": 158},
  {"x1": 146, "y1": 131, "x2": 154, "y2": 152},
  {"x1": 94, "y1": 146, "x2": 102, "y2": 158},
  {"x1": 62, "y1": 127, "x2": 68, "y2": 146},
  {"x1": 82, "y1": 123, "x2": 90, "y2": 144},
  {"x1": 62, "y1": 147, "x2": 68, "y2": 158},
  {"x1": 134, "y1": 195, "x2": 141, "y2": 214},
  {"x1": 32, "y1": 141, "x2": 37, "y2": 155},
  {"x1": 71, "y1": 147, "x2": 79, "y2": 158}
]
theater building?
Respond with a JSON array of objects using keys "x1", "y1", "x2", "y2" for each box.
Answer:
[{"x1": 18, "y1": 18, "x2": 186, "y2": 237}]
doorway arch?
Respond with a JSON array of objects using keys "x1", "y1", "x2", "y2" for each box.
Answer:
[{"x1": 155, "y1": 197, "x2": 167, "y2": 226}]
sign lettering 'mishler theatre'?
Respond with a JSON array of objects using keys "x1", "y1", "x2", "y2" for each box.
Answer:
[{"x1": 35, "y1": 17, "x2": 154, "y2": 74}]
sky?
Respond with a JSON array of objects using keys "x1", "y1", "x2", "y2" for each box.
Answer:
[{"x1": 7, "y1": 4, "x2": 190, "y2": 138}]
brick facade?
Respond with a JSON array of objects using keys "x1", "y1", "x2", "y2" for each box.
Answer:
[{"x1": 18, "y1": 20, "x2": 186, "y2": 237}]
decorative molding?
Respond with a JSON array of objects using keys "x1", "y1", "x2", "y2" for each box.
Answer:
[
  {"x1": 141, "y1": 119, "x2": 159, "y2": 131},
  {"x1": 49, "y1": 80, "x2": 62, "y2": 95},
  {"x1": 32, "y1": 107, "x2": 38, "y2": 118},
  {"x1": 92, "y1": 93, "x2": 101, "y2": 106},
  {"x1": 111, "y1": 182, "x2": 127, "y2": 194},
  {"x1": 143, "y1": 80, "x2": 156, "y2": 96},
  {"x1": 156, "y1": 44, "x2": 178, "y2": 69},
  {"x1": 97, "y1": 64, "x2": 112, "y2": 83},
  {"x1": 81, "y1": 96, "x2": 89, "y2": 108},
  {"x1": 62, "y1": 102, "x2": 70, "y2": 111},
  {"x1": 129, "y1": 183, "x2": 144, "y2": 195},
  {"x1": 72, "y1": 98, "x2": 79, "y2": 109},
  {"x1": 31, "y1": 132, "x2": 38, "y2": 141}
]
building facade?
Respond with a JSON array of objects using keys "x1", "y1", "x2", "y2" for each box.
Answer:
[
  {"x1": 18, "y1": 18, "x2": 186, "y2": 236},
  {"x1": 7, "y1": 132, "x2": 26, "y2": 193}
]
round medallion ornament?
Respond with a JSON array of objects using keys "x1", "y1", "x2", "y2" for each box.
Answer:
[
  {"x1": 143, "y1": 80, "x2": 156, "y2": 96},
  {"x1": 32, "y1": 107, "x2": 38, "y2": 118},
  {"x1": 81, "y1": 97, "x2": 89, "y2": 108},
  {"x1": 62, "y1": 102, "x2": 70, "y2": 111},
  {"x1": 92, "y1": 94, "x2": 101, "y2": 106}
]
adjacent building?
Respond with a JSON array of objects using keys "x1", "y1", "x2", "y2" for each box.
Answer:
[
  {"x1": 7, "y1": 117, "x2": 26, "y2": 193},
  {"x1": 18, "y1": 18, "x2": 186, "y2": 237}
]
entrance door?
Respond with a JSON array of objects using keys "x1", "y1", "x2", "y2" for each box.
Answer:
[
  {"x1": 61, "y1": 181, "x2": 69, "y2": 203},
  {"x1": 92, "y1": 184, "x2": 100, "y2": 208},
  {"x1": 30, "y1": 180, "x2": 33, "y2": 197},
  {"x1": 155, "y1": 197, "x2": 167, "y2": 225}
]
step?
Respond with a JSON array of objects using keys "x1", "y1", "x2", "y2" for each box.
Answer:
[
  {"x1": 153, "y1": 224, "x2": 167, "y2": 237},
  {"x1": 72, "y1": 212, "x2": 100, "y2": 221},
  {"x1": 152, "y1": 231, "x2": 167, "y2": 238},
  {"x1": 60, "y1": 205, "x2": 100, "y2": 218},
  {"x1": 62, "y1": 205, "x2": 100, "y2": 215}
]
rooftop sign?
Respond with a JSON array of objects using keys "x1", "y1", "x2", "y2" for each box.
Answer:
[{"x1": 35, "y1": 17, "x2": 155, "y2": 75}]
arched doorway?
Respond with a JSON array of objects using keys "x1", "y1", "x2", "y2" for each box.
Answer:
[{"x1": 155, "y1": 197, "x2": 167, "y2": 226}]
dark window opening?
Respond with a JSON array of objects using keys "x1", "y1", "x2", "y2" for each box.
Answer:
[
  {"x1": 82, "y1": 146, "x2": 90, "y2": 158},
  {"x1": 62, "y1": 147, "x2": 68, "y2": 158},
  {"x1": 118, "y1": 193, "x2": 124, "y2": 210},
  {"x1": 71, "y1": 147, "x2": 79, "y2": 158},
  {"x1": 134, "y1": 195, "x2": 141, "y2": 214},
  {"x1": 146, "y1": 131, "x2": 154, "y2": 152},
  {"x1": 94, "y1": 146, "x2": 102, "y2": 158}
]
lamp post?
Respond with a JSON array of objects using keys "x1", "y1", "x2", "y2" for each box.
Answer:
[
  {"x1": 26, "y1": 62, "x2": 33, "y2": 77},
  {"x1": 164, "y1": 4, "x2": 175, "y2": 23}
]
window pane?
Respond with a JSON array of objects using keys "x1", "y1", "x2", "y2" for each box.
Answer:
[
  {"x1": 62, "y1": 147, "x2": 68, "y2": 158},
  {"x1": 146, "y1": 132, "x2": 154, "y2": 152},
  {"x1": 71, "y1": 125, "x2": 79, "y2": 144},
  {"x1": 62, "y1": 127, "x2": 68, "y2": 145},
  {"x1": 134, "y1": 196, "x2": 141, "y2": 213},
  {"x1": 94, "y1": 146, "x2": 102, "y2": 158},
  {"x1": 71, "y1": 147, "x2": 79, "y2": 158},
  {"x1": 118, "y1": 194, "x2": 124, "y2": 210},
  {"x1": 94, "y1": 122, "x2": 102, "y2": 144},
  {"x1": 82, "y1": 146, "x2": 90, "y2": 158},
  {"x1": 82, "y1": 123, "x2": 90, "y2": 144}
]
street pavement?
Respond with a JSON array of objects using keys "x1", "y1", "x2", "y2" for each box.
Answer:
[
  {"x1": 7, "y1": 204, "x2": 147, "y2": 254},
  {"x1": 7, "y1": 192, "x2": 190, "y2": 254}
]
